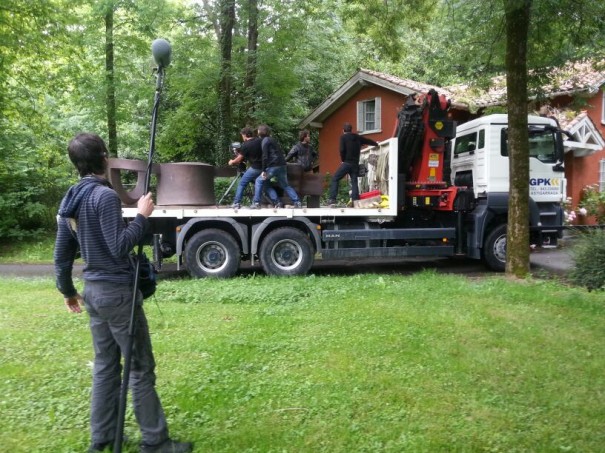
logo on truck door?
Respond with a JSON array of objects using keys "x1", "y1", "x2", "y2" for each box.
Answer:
[{"x1": 529, "y1": 178, "x2": 561, "y2": 196}]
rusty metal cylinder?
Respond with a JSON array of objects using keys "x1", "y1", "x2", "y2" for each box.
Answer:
[{"x1": 156, "y1": 162, "x2": 215, "y2": 206}]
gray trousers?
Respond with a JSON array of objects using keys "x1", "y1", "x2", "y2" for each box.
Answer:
[{"x1": 83, "y1": 280, "x2": 169, "y2": 446}]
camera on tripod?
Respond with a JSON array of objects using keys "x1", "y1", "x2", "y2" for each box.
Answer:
[
  {"x1": 230, "y1": 142, "x2": 247, "y2": 173},
  {"x1": 219, "y1": 142, "x2": 248, "y2": 205},
  {"x1": 231, "y1": 142, "x2": 242, "y2": 154}
]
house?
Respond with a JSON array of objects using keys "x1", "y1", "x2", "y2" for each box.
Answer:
[
  {"x1": 298, "y1": 69, "x2": 472, "y2": 174},
  {"x1": 299, "y1": 62, "x2": 605, "y2": 224}
]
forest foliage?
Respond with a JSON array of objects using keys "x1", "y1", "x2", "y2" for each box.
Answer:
[{"x1": 1, "y1": 0, "x2": 604, "y2": 239}]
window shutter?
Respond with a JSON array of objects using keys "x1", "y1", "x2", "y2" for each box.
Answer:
[
  {"x1": 375, "y1": 97, "x2": 382, "y2": 130},
  {"x1": 357, "y1": 101, "x2": 364, "y2": 132},
  {"x1": 600, "y1": 159, "x2": 605, "y2": 192}
]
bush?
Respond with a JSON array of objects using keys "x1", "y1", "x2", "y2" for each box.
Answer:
[
  {"x1": 570, "y1": 229, "x2": 605, "y2": 291},
  {"x1": 580, "y1": 184, "x2": 605, "y2": 224}
]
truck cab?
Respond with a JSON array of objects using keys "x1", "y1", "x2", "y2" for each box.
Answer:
[
  {"x1": 450, "y1": 114, "x2": 566, "y2": 202},
  {"x1": 450, "y1": 114, "x2": 567, "y2": 270}
]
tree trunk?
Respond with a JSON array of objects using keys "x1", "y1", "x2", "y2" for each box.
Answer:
[
  {"x1": 504, "y1": 0, "x2": 532, "y2": 277},
  {"x1": 216, "y1": 0, "x2": 235, "y2": 164},
  {"x1": 243, "y1": 0, "x2": 258, "y2": 125},
  {"x1": 105, "y1": 6, "x2": 118, "y2": 157}
]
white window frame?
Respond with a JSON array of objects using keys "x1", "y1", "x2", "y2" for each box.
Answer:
[
  {"x1": 600, "y1": 158, "x2": 605, "y2": 192},
  {"x1": 357, "y1": 97, "x2": 381, "y2": 134}
]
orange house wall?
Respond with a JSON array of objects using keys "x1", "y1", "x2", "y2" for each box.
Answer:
[
  {"x1": 316, "y1": 87, "x2": 407, "y2": 174},
  {"x1": 554, "y1": 91, "x2": 605, "y2": 223},
  {"x1": 315, "y1": 87, "x2": 471, "y2": 175}
]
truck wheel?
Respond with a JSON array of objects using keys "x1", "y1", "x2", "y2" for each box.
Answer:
[
  {"x1": 185, "y1": 229, "x2": 240, "y2": 278},
  {"x1": 483, "y1": 224, "x2": 507, "y2": 272},
  {"x1": 259, "y1": 227, "x2": 314, "y2": 276}
]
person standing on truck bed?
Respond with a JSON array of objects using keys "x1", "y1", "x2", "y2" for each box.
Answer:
[
  {"x1": 252, "y1": 124, "x2": 302, "y2": 208},
  {"x1": 326, "y1": 122, "x2": 378, "y2": 207},
  {"x1": 228, "y1": 126, "x2": 264, "y2": 209},
  {"x1": 286, "y1": 129, "x2": 318, "y2": 172},
  {"x1": 54, "y1": 133, "x2": 192, "y2": 453}
]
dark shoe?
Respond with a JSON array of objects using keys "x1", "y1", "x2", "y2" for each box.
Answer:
[
  {"x1": 140, "y1": 438, "x2": 193, "y2": 453},
  {"x1": 325, "y1": 199, "x2": 336, "y2": 207},
  {"x1": 273, "y1": 201, "x2": 283, "y2": 208},
  {"x1": 231, "y1": 202, "x2": 241, "y2": 209},
  {"x1": 249, "y1": 202, "x2": 261, "y2": 209},
  {"x1": 294, "y1": 201, "x2": 303, "y2": 208}
]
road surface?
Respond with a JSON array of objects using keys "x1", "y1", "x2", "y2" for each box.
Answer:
[{"x1": 0, "y1": 246, "x2": 572, "y2": 279}]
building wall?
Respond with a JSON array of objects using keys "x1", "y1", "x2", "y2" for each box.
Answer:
[
  {"x1": 553, "y1": 90, "x2": 605, "y2": 224},
  {"x1": 317, "y1": 86, "x2": 406, "y2": 174},
  {"x1": 316, "y1": 86, "x2": 470, "y2": 175}
]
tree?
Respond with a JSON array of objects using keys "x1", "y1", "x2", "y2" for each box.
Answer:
[
  {"x1": 503, "y1": 0, "x2": 532, "y2": 277},
  {"x1": 0, "y1": 0, "x2": 78, "y2": 238},
  {"x1": 156, "y1": 0, "x2": 360, "y2": 164},
  {"x1": 105, "y1": 4, "x2": 118, "y2": 156},
  {"x1": 217, "y1": 0, "x2": 236, "y2": 163},
  {"x1": 243, "y1": 0, "x2": 259, "y2": 126}
]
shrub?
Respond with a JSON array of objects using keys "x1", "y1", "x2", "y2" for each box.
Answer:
[
  {"x1": 570, "y1": 229, "x2": 605, "y2": 291},
  {"x1": 579, "y1": 184, "x2": 605, "y2": 224}
]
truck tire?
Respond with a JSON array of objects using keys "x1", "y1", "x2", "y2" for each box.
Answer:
[
  {"x1": 259, "y1": 227, "x2": 314, "y2": 276},
  {"x1": 185, "y1": 229, "x2": 240, "y2": 278},
  {"x1": 483, "y1": 224, "x2": 507, "y2": 272}
]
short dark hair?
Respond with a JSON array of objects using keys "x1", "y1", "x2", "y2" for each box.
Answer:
[
  {"x1": 343, "y1": 122, "x2": 353, "y2": 133},
  {"x1": 257, "y1": 124, "x2": 271, "y2": 137},
  {"x1": 240, "y1": 127, "x2": 254, "y2": 138},
  {"x1": 67, "y1": 133, "x2": 108, "y2": 177},
  {"x1": 299, "y1": 129, "x2": 309, "y2": 142}
]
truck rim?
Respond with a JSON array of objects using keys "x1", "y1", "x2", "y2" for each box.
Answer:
[
  {"x1": 492, "y1": 234, "x2": 507, "y2": 264},
  {"x1": 196, "y1": 240, "x2": 228, "y2": 272},
  {"x1": 270, "y1": 239, "x2": 303, "y2": 271}
]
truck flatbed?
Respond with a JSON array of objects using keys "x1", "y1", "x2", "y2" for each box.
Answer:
[{"x1": 122, "y1": 204, "x2": 396, "y2": 220}]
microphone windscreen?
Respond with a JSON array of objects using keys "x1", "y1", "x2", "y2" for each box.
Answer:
[{"x1": 151, "y1": 39, "x2": 172, "y2": 68}]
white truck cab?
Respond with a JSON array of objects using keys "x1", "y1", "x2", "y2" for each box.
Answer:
[{"x1": 450, "y1": 114, "x2": 566, "y2": 203}]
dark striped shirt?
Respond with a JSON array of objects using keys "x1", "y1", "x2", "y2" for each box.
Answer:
[{"x1": 54, "y1": 181, "x2": 146, "y2": 298}]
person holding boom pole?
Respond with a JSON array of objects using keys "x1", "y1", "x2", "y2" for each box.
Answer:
[
  {"x1": 54, "y1": 135, "x2": 192, "y2": 453},
  {"x1": 54, "y1": 40, "x2": 192, "y2": 453}
]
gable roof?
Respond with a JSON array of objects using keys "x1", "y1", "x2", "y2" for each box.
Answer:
[
  {"x1": 548, "y1": 109, "x2": 605, "y2": 157},
  {"x1": 299, "y1": 61, "x2": 605, "y2": 128},
  {"x1": 298, "y1": 69, "x2": 464, "y2": 129}
]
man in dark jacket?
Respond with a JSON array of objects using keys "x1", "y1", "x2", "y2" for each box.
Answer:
[
  {"x1": 251, "y1": 124, "x2": 302, "y2": 208},
  {"x1": 228, "y1": 126, "x2": 263, "y2": 209},
  {"x1": 326, "y1": 122, "x2": 378, "y2": 206},
  {"x1": 286, "y1": 129, "x2": 317, "y2": 172},
  {"x1": 54, "y1": 133, "x2": 192, "y2": 453}
]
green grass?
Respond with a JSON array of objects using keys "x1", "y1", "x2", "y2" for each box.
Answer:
[
  {"x1": 1, "y1": 273, "x2": 604, "y2": 452},
  {"x1": 0, "y1": 237, "x2": 56, "y2": 263},
  {"x1": 0, "y1": 237, "x2": 161, "y2": 264}
]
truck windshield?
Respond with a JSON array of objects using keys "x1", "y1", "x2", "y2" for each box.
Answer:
[{"x1": 501, "y1": 127, "x2": 557, "y2": 164}]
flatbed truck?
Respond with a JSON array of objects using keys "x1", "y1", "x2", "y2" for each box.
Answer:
[{"x1": 117, "y1": 91, "x2": 567, "y2": 278}]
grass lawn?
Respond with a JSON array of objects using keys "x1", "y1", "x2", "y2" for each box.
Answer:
[
  {"x1": 0, "y1": 237, "x2": 56, "y2": 263},
  {"x1": 1, "y1": 272, "x2": 604, "y2": 452}
]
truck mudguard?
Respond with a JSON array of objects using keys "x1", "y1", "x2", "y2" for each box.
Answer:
[
  {"x1": 176, "y1": 217, "x2": 249, "y2": 256},
  {"x1": 465, "y1": 193, "x2": 508, "y2": 258},
  {"x1": 250, "y1": 217, "x2": 321, "y2": 256}
]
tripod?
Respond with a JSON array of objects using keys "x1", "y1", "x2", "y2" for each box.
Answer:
[{"x1": 218, "y1": 163, "x2": 246, "y2": 205}]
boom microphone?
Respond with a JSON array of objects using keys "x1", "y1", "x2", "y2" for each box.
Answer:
[{"x1": 151, "y1": 39, "x2": 172, "y2": 68}]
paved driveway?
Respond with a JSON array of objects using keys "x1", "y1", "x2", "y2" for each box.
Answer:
[{"x1": 0, "y1": 246, "x2": 572, "y2": 279}]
